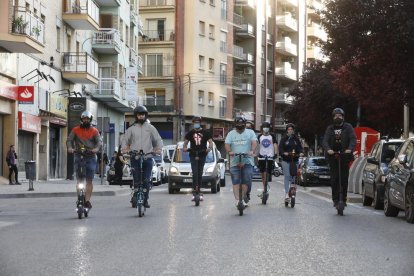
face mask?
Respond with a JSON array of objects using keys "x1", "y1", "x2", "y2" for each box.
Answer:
[
  {"x1": 263, "y1": 127, "x2": 269, "y2": 133},
  {"x1": 81, "y1": 122, "x2": 91, "y2": 128},
  {"x1": 236, "y1": 125, "x2": 245, "y2": 131},
  {"x1": 333, "y1": 118, "x2": 343, "y2": 125},
  {"x1": 194, "y1": 123, "x2": 201, "y2": 129}
]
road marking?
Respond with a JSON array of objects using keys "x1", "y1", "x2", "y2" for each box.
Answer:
[{"x1": 0, "y1": 221, "x2": 18, "y2": 229}]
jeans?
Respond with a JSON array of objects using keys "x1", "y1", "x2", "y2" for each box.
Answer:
[
  {"x1": 8, "y1": 164, "x2": 18, "y2": 183},
  {"x1": 74, "y1": 155, "x2": 97, "y2": 181},
  {"x1": 190, "y1": 155, "x2": 206, "y2": 192},
  {"x1": 230, "y1": 164, "x2": 253, "y2": 185},
  {"x1": 131, "y1": 157, "x2": 153, "y2": 203},
  {"x1": 282, "y1": 161, "x2": 297, "y2": 194}
]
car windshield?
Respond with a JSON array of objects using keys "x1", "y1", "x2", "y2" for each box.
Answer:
[
  {"x1": 308, "y1": 158, "x2": 328, "y2": 166},
  {"x1": 173, "y1": 149, "x2": 215, "y2": 163},
  {"x1": 381, "y1": 143, "x2": 402, "y2": 163}
]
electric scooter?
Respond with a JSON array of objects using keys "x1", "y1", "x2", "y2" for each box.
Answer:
[
  {"x1": 234, "y1": 153, "x2": 249, "y2": 216},
  {"x1": 74, "y1": 145, "x2": 91, "y2": 219},
  {"x1": 335, "y1": 152, "x2": 345, "y2": 216},
  {"x1": 258, "y1": 156, "x2": 273, "y2": 205},
  {"x1": 190, "y1": 148, "x2": 206, "y2": 207},
  {"x1": 285, "y1": 150, "x2": 298, "y2": 208}
]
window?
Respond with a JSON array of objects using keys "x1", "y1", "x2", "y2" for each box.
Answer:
[
  {"x1": 209, "y1": 24, "x2": 215, "y2": 39},
  {"x1": 145, "y1": 54, "x2": 163, "y2": 77},
  {"x1": 221, "y1": 0, "x2": 227, "y2": 20},
  {"x1": 219, "y1": 96, "x2": 226, "y2": 118},
  {"x1": 147, "y1": 19, "x2": 166, "y2": 41},
  {"x1": 199, "y1": 21, "x2": 205, "y2": 36},
  {"x1": 199, "y1": 55, "x2": 205, "y2": 70},
  {"x1": 198, "y1": 90, "x2": 204, "y2": 105},
  {"x1": 120, "y1": 19, "x2": 124, "y2": 41},
  {"x1": 208, "y1": 58, "x2": 214, "y2": 72},
  {"x1": 220, "y1": 63, "x2": 226, "y2": 84},
  {"x1": 208, "y1": 92, "x2": 214, "y2": 106},
  {"x1": 145, "y1": 89, "x2": 166, "y2": 106},
  {"x1": 220, "y1": 31, "x2": 227, "y2": 52},
  {"x1": 56, "y1": 26, "x2": 61, "y2": 52}
]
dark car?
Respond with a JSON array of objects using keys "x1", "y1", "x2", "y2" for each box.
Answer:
[
  {"x1": 361, "y1": 139, "x2": 404, "y2": 209},
  {"x1": 384, "y1": 138, "x2": 414, "y2": 223},
  {"x1": 299, "y1": 157, "x2": 330, "y2": 186}
]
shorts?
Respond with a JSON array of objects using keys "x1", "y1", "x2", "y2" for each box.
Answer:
[
  {"x1": 74, "y1": 155, "x2": 97, "y2": 181},
  {"x1": 258, "y1": 159, "x2": 274, "y2": 173},
  {"x1": 230, "y1": 164, "x2": 253, "y2": 185}
]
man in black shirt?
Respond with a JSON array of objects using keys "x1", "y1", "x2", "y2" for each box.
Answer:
[
  {"x1": 322, "y1": 108, "x2": 357, "y2": 207},
  {"x1": 183, "y1": 116, "x2": 213, "y2": 201}
]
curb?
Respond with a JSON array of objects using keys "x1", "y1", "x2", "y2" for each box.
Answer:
[
  {"x1": 0, "y1": 189, "x2": 131, "y2": 199},
  {"x1": 309, "y1": 189, "x2": 362, "y2": 203}
]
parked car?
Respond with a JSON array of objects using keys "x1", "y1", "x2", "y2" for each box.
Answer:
[
  {"x1": 107, "y1": 154, "x2": 133, "y2": 186},
  {"x1": 216, "y1": 150, "x2": 227, "y2": 187},
  {"x1": 362, "y1": 139, "x2": 404, "y2": 209},
  {"x1": 168, "y1": 141, "x2": 224, "y2": 194},
  {"x1": 151, "y1": 158, "x2": 162, "y2": 186},
  {"x1": 162, "y1": 145, "x2": 177, "y2": 183},
  {"x1": 298, "y1": 157, "x2": 330, "y2": 186},
  {"x1": 384, "y1": 137, "x2": 414, "y2": 223}
]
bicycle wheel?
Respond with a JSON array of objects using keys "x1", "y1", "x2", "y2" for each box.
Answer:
[
  {"x1": 290, "y1": 197, "x2": 295, "y2": 208},
  {"x1": 138, "y1": 204, "x2": 143, "y2": 217}
]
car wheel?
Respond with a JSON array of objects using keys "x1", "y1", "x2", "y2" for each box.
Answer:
[
  {"x1": 405, "y1": 184, "x2": 414, "y2": 223},
  {"x1": 220, "y1": 177, "x2": 226, "y2": 187},
  {"x1": 362, "y1": 184, "x2": 373, "y2": 206},
  {"x1": 168, "y1": 183, "x2": 174, "y2": 194},
  {"x1": 372, "y1": 184, "x2": 384, "y2": 210},
  {"x1": 384, "y1": 184, "x2": 399, "y2": 217},
  {"x1": 211, "y1": 184, "x2": 217, "y2": 194},
  {"x1": 217, "y1": 182, "x2": 221, "y2": 192}
]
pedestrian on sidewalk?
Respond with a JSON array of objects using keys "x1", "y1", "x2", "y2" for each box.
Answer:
[{"x1": 6, "y1": 145, "x2": 21, "y2": 185}]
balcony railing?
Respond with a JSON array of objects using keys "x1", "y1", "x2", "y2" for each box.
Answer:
[
  {"x1": 142, "y1": 99, "x2": 174, "y2": 112},
  {"x1": 275, "y1": 92, "x2": 294, "y2": 104},
  {"x1": 12, "y1": 7, "x2": 45, "y2": 45},
  {"x1": 232, "y1": 45, "x2": 244, "y2": 59},
  {"x1": 235, "y1": 111, "x2": 255, "y2": 121},
  {"x1": 92, "y1": 29, "x2": 120, "y2": 48},
  {"x1": 308, "y1": 23, "x2": 327, "y2": 41},
  {"x1": 237, "y1": 24, "x2": 255, "y2": 36},
  {"x1": 142, "y1": 29, "x2": 175, "y2": 42},
  {"x1": 233, "y1": 13, "x2": 243, "y2": 26},
  {"x1": 276, "y1": 12, "x2": 298, "y2": 32},
  {"x1": 130, "y1": 48, "x2": 138, "y2": 66},
  {"x1": 64, "y1": 0, "x2": 100, "y2": 25},
  {"x1": 137, "y1": 55, "x2": 143, "y2": 74},
  {"x1": 275, "y1": 62, "x2": 297, "y2": 81},
  {"x1": 62, "y1": 52, "x2": 99, "y2": 78},
  {"x1": 276, "y1": 36, "x2": 297, "y2": 56},
  {"x1": 130, "y1": 6, "x2": 138, "y2": 25},
  {"x1": 142, "y1": 65, "x2": 174, "y2": 77},
  {"x1": 95, "y1": 78, "x2": 121, "y2": 98},
  {"x1": 139, "y1": 0, "x2": 175, "y2": 7}
]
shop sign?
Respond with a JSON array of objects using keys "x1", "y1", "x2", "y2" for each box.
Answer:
[
  {"x1": 18, "y1": 86, "x2": 34, "y2": 104},
  {"x1": 18, "y1": 111, "x2": 41, "y2": 133}
]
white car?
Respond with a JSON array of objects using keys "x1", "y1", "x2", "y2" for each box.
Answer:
[
  {"x1": 161, "y1": 145, "x2": 177, "y2": 183},
  {"x1": 151, "y1": 158, "x2": 162, "y2": 186},
  {"x1": 216, "y1": 150, "x2": 227, "y2": 187}
]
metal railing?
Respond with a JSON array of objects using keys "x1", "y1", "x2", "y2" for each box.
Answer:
[
  {"x1": 142, "y1": 29, "x2": 175, "y2": 42},
  {"x1": 62, "y1": 52, "x2": 99, "y2": 78},
  {"x1": 92, "y1": 28, "x2": 120, "y2": 48},
  {"x1": 142, "y1": 65, "x2": 174, "y2": 77},
  {"x1": 95, "y1": 78, "x2": 121, "y2": 97},
  {"x1": 64, "y1": 0, "x2": 100, "y2": 25},
  {"x1": 130, "y1": 7, "x2": 138, "y2": 25},
  {"x1": 233, "y1": 13, "x2": 243, "y2": 26},
  {"x1": 232, "y1": 45, "x2": 244, "y2": 59},
  {"x1": 129, "y1": 48, "x2": 138, "y2": 66},
  {"x1": 139, "y1": 0, "x2": 175, "y2": 7},
  {"x1": 142, "y1": 99, "x2": 174, "y2": 112},
  {"x1": 12, "y1": 7, "x2": 45, "y2": 45}
]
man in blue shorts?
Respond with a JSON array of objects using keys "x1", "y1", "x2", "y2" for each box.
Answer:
[{"x1": 225, "y1": 116, "x2": 257, "y2": 207}]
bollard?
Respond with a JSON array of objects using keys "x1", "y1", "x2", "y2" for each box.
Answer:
[{"x1": 24, "y1": 160, "x2": 36, "y2": 191}]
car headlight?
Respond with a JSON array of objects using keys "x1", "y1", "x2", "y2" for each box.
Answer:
[
  {"x1": 205, "y1": 166, "x2": 215, "y2": 175},
  {"x1": 169, "y1": 166, "x2": 179, "y2": 175}
]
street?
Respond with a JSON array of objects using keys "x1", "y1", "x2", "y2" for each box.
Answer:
[{"x1": 0, "y1": 176, "x2": 413, "y2": 276}]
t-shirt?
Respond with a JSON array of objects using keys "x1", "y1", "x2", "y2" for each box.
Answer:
[
  {"x1": 184, "y1": 129, "x2": 212, "y2": 157},
  {"x1": 333, "y1": 125, "x2": 342, "y2": 152},
  {"x1": 225, "y1": 129, "x2": 257, "y2": 167},
  {"x1": 258, "y1": 134, "x2": 276, "y2": 157}
]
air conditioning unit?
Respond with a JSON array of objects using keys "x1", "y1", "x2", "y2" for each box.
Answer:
[{"x1": 244, "y1": 67, "x2": 253, "y2": 74}]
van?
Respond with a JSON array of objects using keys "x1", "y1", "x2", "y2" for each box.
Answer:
[{"x1": 167, "y1": 141, "x2": 224, "y2": 194}]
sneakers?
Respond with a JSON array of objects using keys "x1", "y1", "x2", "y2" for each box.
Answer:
[{"x1": 85, "y1": 201, "x2": 92, "y2": 209}]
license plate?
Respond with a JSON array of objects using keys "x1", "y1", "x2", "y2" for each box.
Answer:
[
  {"x1": 319, "y1": 175, "x2": 330, "y2": 179},
  {"x1": 183, "y1": 178, "x2": 192, "y2": 183}
]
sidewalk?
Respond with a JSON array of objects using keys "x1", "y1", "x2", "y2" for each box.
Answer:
[{"x1": 0, "y1": 177, "x2": 131, "y2": 199}]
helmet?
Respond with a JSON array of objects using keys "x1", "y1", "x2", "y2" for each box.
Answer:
[
  {"x1": 261, "y1": 122, "x2": 271, "y2": 128},
  {"x1": 332, "y1": 107, "x2": 345, "y2": 117},
  {"x1": 192, "y1": 116, "x2": 202, "y2": 123},
  {"x1": 234, "y1": 116, "x2": 247, "y2": 124},
  {"x1": 286, "y1": 123, "x2": 295, "y2": 131},
  {"x1": 80, "y1": 111, "x2": 93, "y2": 122},
  {"x1": 133, "y1": 105, "x2": 148, "y2": 124}
]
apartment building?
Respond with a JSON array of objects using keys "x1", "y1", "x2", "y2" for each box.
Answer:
[{"x1": 0, "y1": 0, "x2": 140, "y2": 182}]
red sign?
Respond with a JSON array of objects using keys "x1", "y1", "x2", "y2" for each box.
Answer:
[
  {"x1": 213, "y1": 127, "x2": 225, "y2": 140},
  {"x1": 354, "y1": 127, "x2": 380, "y2": 158},
  {"x1": 0, "y1": 86, "x2": 18, "y2": 100},
  {"x1": 18, "y1": 86, "x2": 34, "y2": 104},
  {"x1": 18, "y1": 111, "x2": 41, "y2": 133}
]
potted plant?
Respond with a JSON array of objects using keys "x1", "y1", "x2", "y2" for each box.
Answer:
[
  {"x1": 32, "y1": 26, "x2": 41, "y2": 38},
  {"x1": 12, "y1": 15, "x2": 28, "y2": 34}
]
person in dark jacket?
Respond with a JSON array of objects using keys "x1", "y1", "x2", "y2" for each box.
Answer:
[
  {"x1": 322, "y1": 108, "x2": 357, "y2": 207},
  {"x1": 279, "y1": 123, "x2": 303, "y2": 202},
  {"x1": 6, "y1": 145, "x2": 20, "y2": 185},
  {"x1": 114, "y1": 146, "x2": 128, "y2": 186}
]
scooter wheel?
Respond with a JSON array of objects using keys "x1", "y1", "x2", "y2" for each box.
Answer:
[
  {"x1": 290, "y1": 197, "x2": 295, "y2": 208},
  {"x1": 285, "y1": 201, "x2": 289, "y2": 207},
  {"x1": 262, "y1": 198, "x2": 267, "y2": 205},
  {"x1": 337, "y1": 209, "x2": 343, "y2": 216},
  {"x1": 138, "y1": 205, "x2": 143, "y2": 217},
  {"x1": 78, "y1": 212, "x2": 82, "y2": 219},
  {"x1": 84, "y1": 211, "x2": 88, "y2": 217}
]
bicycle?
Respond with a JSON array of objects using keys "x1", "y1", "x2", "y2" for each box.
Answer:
[
  {"x1": 234, "y1": 153, "x2": 250, "y2": 216},
  {"x1": 258, "y1": 156, "x2": 274, "y2": 205},
  {"x1": 74, "y1": 145, "x2": 93, "y2": 219},
  {"x1": 285, "y1": 151, "x2": 298, "y2": 208},
  {"x1": 128, "y1": 150, "x2": 155, "y2": 217}
]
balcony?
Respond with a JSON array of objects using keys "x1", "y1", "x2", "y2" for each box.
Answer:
[
  {"x1": 280, "y1": 0, "x2": 298, "y2": 8},
  {"x1": 138, "y1": 15, "x2": 144, "y2": 36},
  {"x1": 234, "y1": 0, "x2": 255, "y2": 8},
  {"x1": 62, "y1": 0, "x2": 100, "y2": 30},
  {"x1": 233, "y1": 13, "x2": 243, "y2": 27},
  {"x1": 276, "y1": 12, "x2": 297, "y2": 32},
  {"x1": 266, "y1": 33, "x2": 273, "y2": 44},
  {"x1": 129, "y1": 48, "x2": 138, "y2": 66},
  {"x1": 130, "y1": 7, "x2": 138, "y2": 26},
  {"x1": 141, "y1": 65, "x2": 174, "y2": 79},
  {"x1": 235, "y1": 111, "x2": 255, "y2": 121},
  {"x1": 307, "y1": 0, "x2": 324, "y2": 16},
  {"x1": 235, "y1": 52, "x2": 254, "y2": 66},
  {"x1": 137, "y1": 55, "x2": 143, "y2": 75},
  {"x1": 275, "y1": 37, "x2": 297, "y2": 56},
  {"x1": 235, "y1": 24, "x2": 255, "y2": 38},
  {"x1": 94, "y1": 78, "x2": 121, "y2": 101},
  {"x1": 0, "y1": 8, "x2": 45, "y2": 53},
  {"x1": 266, "y1": 88, "x2": 272, "y2": 99},
  {"x1": 308, "y1": 23, "x2": 327, "y2": 41},
  {"x1": 232, "y1": 45, "x2": 245, "y2": 60},
  {"x1": 143, "y1": 99, "x2": 174, "y2": 113},
  {"x1": 275, "y1": 62, "x2": 297, "y2": 81},
  {"x1": 62, "y1": 53, "x2": 99, "y2": 84},
  {"x1": 274, "y1": 118, "x2": 287, "y2": 129},
  {"x1": 307, "y1": 45, "x2": 324, "y2": 60},
  {"x1": 234, "y1": 78, "x2": 255, "y2": 96},
  {"x1": 94, "y1": 0, "x2": 121, "y2": 6},
  {"x1": 275, "y1": 92, "x2": 293, "y2": 105},
  {"x1": 92, "y1": 29, "x2": 120, "y2": 54},
  {"x1": 139, "y1": 0, "x2": 175, "y2": 10},
  {"x1": 141, "y1": 29, "x2": 175, "y2": 43},
  {"x1": 266, "y1": 60, "x2": 273, "y2": 72}
]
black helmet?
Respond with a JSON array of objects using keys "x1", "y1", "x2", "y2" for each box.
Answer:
[
  {"x1": 80, "y1": 111, "x2": 93, "y2": 122},
  {"x1": 332, "y1": 107, "x2": 345, "y2": 117},
  {"x1": 134, "y1": 105, "x2": 148, "y2": 124},
  {"x1": 234, "y1": 116, "x2": 247, "y2": 124},
  {"x1": 192, "y1": 116, "x2": 202, "y2": 123},
  {"x1": 261, "y1": 122, "x2": 271, "y2": 128},
  {"x1": 286, "y1": 123, "x2": 295, "y2": 131}
]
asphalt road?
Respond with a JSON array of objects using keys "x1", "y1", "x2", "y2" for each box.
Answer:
[{"x1": 0, "y1": 176, "x2": 413, "y2": 276}]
